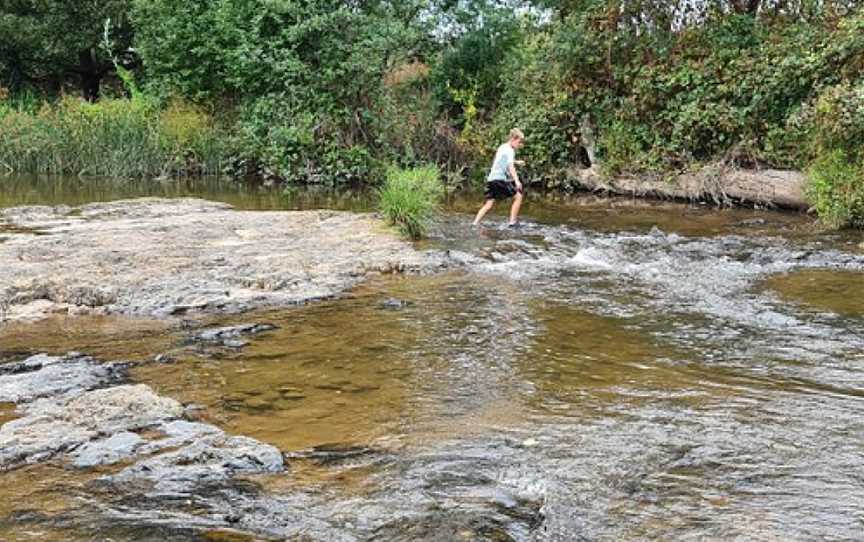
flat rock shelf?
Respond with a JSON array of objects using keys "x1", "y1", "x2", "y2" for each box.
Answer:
[{"x1": 0, "y1": 198, "x2": 443, "y2": 322}]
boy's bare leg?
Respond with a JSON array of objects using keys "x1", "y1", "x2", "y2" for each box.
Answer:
[
  {"x1": 508, "y1": 192, "x2": 523, "y2": 224},
  {"x1": 473, "y1": 199, "x2": 495, "y2": 225}
]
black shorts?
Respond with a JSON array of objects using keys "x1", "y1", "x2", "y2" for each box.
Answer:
[{"x1": 485, "y1": 180, "x2": 522, "y2": 201}]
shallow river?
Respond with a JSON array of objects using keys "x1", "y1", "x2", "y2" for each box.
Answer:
[{"x1": 1, "y1": 175, "x2": 864, "y2": 541}]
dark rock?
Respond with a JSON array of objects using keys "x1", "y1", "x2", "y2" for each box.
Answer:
[
  {"x1": 284, "y1": 444, "x2": 388, "y2": 468},
  {"x1": 153, "y1": 354, "x2": 176, "y2": 364},
  {"x1": 188, "y1": 323, "x2": 278, "y2": 348},
  {"x1": 735, "y1": 218, "x2": 767, "y2": 227}
]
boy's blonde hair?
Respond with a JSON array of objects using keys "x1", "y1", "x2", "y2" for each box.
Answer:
[{"x1": 509, "y1": 128, "x2": 525, "y2": 141}]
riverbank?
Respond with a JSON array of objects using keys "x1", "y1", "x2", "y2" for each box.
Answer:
[{"x1": 0, "y1": 198, "x2": 444, "y2": 322}]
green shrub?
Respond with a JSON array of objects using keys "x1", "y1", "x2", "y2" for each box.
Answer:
[
  {"x1": 806, "y1": 150, "x2": 864, "y2": 229},
  {"x1": 377, "y1": 164, "x2": 444, "y2": 240}
]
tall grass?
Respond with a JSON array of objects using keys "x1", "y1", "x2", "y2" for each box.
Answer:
[
  {"x1": 377, "y1": 164, "x2": 444, "y2": 240},
  {"x1": 0, "y1": 94, "x2": 227, "y2": 178}
]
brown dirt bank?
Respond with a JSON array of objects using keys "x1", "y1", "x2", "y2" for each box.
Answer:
[
  {"x1": 566, "y1": 166, "x2": 808, "y2": 210},
  {"x1": 0, "y1": 198, "x2": 442, "y2": 322}
]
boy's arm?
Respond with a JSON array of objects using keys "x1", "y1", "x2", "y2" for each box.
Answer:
[{"x1": 508, "y1": 163, "x2": 522, "y2": 191}]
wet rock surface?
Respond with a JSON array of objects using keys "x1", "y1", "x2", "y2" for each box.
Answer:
[
  {"x1": 0, "y1": 354, "x2": 549, "y2": 541},
  {"x1": 110, "y1": 434, "x2": 283, "y2": 492},
  {"x1": 0, "y1": 198, "x2": 441, "y2": 322},
  {"x1": 0, "y1": 352, "x2": 285, "y2": 521},
  {"x1": 71, "y1": 432, "x2": 145, "y2": 468},
  {"x1": 0, "y1": 382, "x2": 183, "y2": 469},
  {"x1": 57, "y1": 437, "x2": 547, "y2": 542},
  {"x1": 0, "y1": 352, "x2": 125, "y2": 403}
]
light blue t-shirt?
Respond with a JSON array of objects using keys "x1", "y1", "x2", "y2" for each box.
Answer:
[{"x1": 487, "y1": 143, "x2": 515, "y2": 182}]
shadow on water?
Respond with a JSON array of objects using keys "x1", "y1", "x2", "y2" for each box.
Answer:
[{"x1": 2, "y1": 175, "x2": 864, "y2": 540}]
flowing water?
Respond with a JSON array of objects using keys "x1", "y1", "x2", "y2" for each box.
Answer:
[{"x1": 1, "y1": 175, "x2": 864, "y2": 540}]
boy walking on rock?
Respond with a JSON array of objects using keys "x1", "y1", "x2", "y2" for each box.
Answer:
[{"x1": 473, "y1": 128, "x2": 526, "y2": 227}]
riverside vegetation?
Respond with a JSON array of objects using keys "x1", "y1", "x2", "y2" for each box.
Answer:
[
  {"x1": 2, "y1": 1, "x2": 864, "y2": 228},
  {"x1": 378, "y1": 165, "x2": 445, "y2": 240}
]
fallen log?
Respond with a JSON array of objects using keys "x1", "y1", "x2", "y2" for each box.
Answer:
[{"x1": 567, "y1": 166, "x2": 809, "y2": 211}]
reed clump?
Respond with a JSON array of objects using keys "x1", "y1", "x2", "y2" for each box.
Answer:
[
  {"x1": 0, "y1": 94, "x2": 227, "y2": 178},
  {"x1": 377, "y1": 164, "x2": 444, "y2": 240}
]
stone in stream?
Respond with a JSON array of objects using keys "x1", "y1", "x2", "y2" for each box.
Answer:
[
  {"x1": 0, "y1": 383, "x2": 184, "y2": 469},
  {"x1": 108, "y1": 434, "x2": 284, "y2": 494},
  {"x1": 190, "y1": 323, "x2": 278, "y2": 343},
  {"x1": 379, "y1": 298, "x2": 412, "y2": 310},
  {"x1": 0, "y1": 352, "x2": 284, "y2": 492},
  {"x1": 152, "y1": 353, "x2": 176, "y2": 364},
  {"x1": 184, "y1": 323, "x2": 278, "y2": 353},
  {"x1": 0, "y1": 352, "x2": 125, "y2": 403},
  {"x1": 735, "y1": 218, "x2": 767, "y2": 227}
]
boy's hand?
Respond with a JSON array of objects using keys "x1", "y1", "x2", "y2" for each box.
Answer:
[{"x1": 515, "y1": 160, "x2": 526, "y2": 167}]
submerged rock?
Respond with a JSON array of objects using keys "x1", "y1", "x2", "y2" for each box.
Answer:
[
  {"x1": 152, "y1": 353, "x2": 176, "y2": 364},
  {"x1": 379, "y1": 298, "x2": 412, "y2": 310},
  {"x1": 191, "y1": 323, "x2": 278, "y2": 342},
  {"x1": 186, "y1": 323, "x2": 278, "y2": 351}
]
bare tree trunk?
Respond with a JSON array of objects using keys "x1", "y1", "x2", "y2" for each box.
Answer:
[
  {"x1": 77, "y1": 49, "x2": 102, "y2": 102},
  {"x1": 729, "y1": 0, "x2": 762, "y2": 14}
]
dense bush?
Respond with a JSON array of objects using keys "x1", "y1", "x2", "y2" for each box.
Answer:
[
  {"x1": 377, "y1": 164, "x2": 444, "y2": 240},
  {"x1": 798, "y1": 81, "x2": 864, "y2": 228},
  {"x1": 806, "y1": 150, "x2": 864, "y2": 229},
  {"x1": 131, "y1": 0, "x2": 419, "y2": 183}
]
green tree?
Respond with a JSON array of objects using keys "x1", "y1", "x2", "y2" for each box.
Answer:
[
  {"x1": 133, "y1": 0, "x2": 421, "y2": 139},
  {"x1": 0, "y1": 0, "x2": 134, "y2": 99}
]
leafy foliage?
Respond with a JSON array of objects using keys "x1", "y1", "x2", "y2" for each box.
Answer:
[
  {"x1": 0, "y1": 1, "x2": 134, "y2": 98},
  {"x1": 806, "y1": 150, "x2": 864, "y2": 229},
  {"x1": 131, "y1": 0, "x2": 421, "y2": 182}
]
